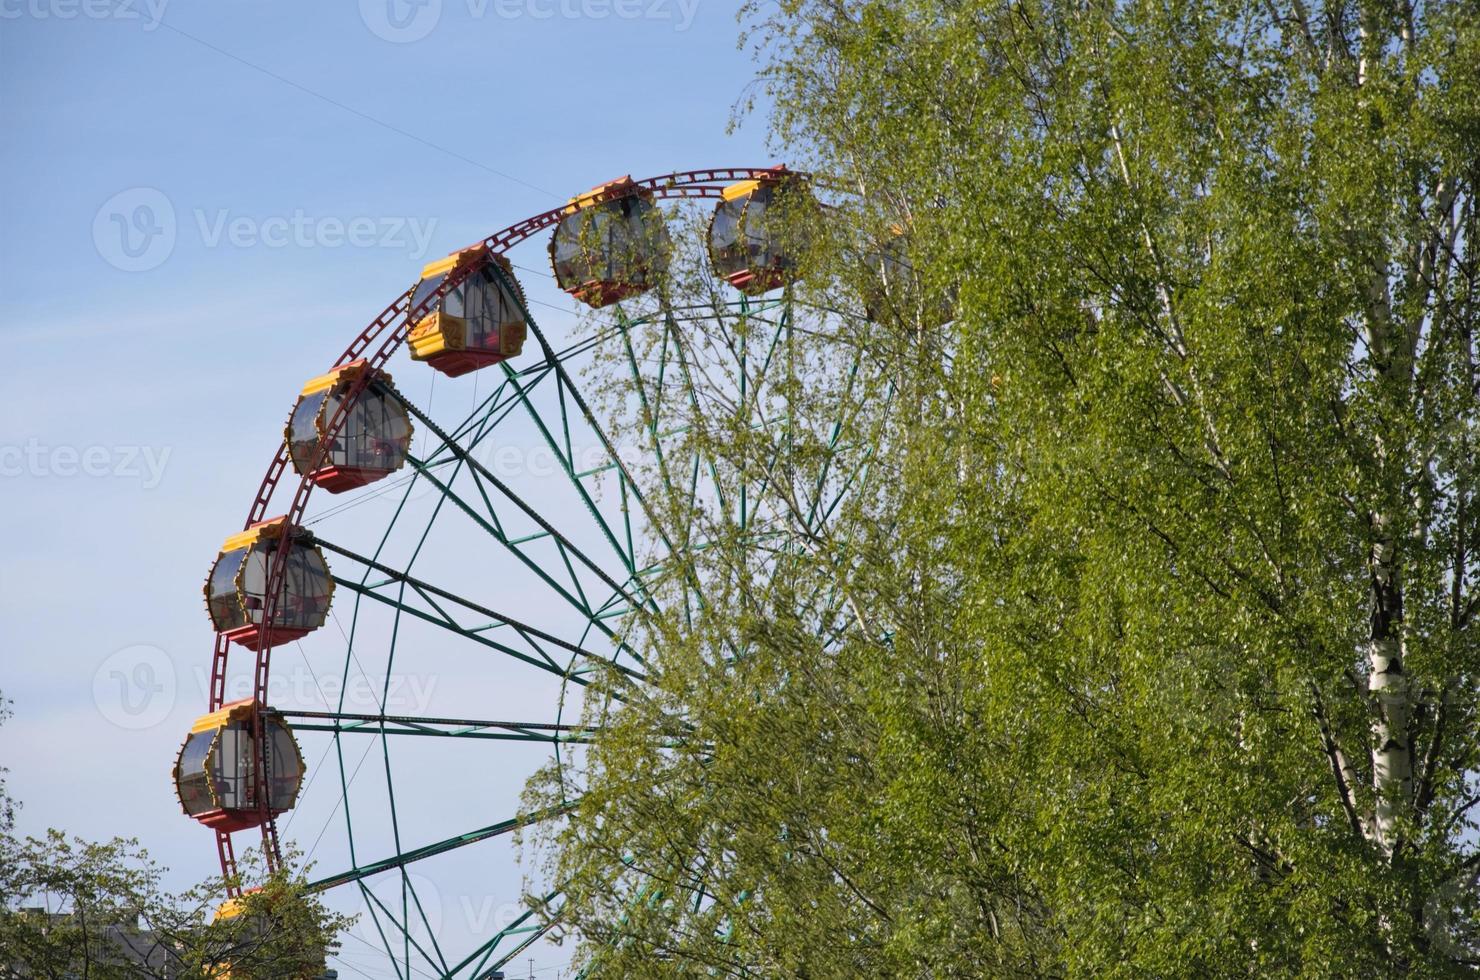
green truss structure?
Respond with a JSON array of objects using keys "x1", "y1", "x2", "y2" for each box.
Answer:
[{"x1": 279, "y1": 251, "x2": 884, "y2": 979}]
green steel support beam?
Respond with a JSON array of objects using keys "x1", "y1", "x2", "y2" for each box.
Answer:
[
  {"x1": 314, "y1": 535, "x2": 645, "y2": 684},
  {"x1": 282, "y1": 710, "x2": 600, "y2": 743},
  {"x1": 308, "y1": 803, "x2": 574, "y2": 892},
  {"x1": 388, "y1": 388, "x2": 649, "y2": 620}
]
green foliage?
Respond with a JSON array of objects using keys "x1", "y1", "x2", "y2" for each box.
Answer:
[
  {"x1": 0, "y1": 698, "x2": 351, "y2": 979},
  {"x1": 0, "y1": 697, "x2": 14, "y2": 836},
  {"x1": 0, "y1": 831, "x2": 351, "y2": 979},
  {"x1": 531, "y1": 1, "x2": 1480, "y2": 975}
]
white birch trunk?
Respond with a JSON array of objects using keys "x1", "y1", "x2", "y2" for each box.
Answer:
[{"x1": 1368, "y1": 622, "x2": 1411, "y2": 854}]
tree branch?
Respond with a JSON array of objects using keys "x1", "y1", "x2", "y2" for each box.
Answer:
[{"x1": 1309, "y1": 679, "x2": 1371, "y2": 840}]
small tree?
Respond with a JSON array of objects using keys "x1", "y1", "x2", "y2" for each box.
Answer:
[{"x1": 0, "y1": 695, "x2": 352, "y2": 979}]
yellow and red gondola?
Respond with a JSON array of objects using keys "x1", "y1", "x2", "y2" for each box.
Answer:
[
  {"x1": 203, "y1": 517, "x2": 333, "y2": 651},
  {"x1": 173, "y1": 699, "x2": 304, "y2": 833},
  {"x1": 708, "y1": 166, "x2": 815, "y2": 295},
  {"x1": 408, "y1": 245, "x2": 528, "y2": 377},
  {"x1": 286, "y1": 360, "x2": 413, "y2": 493},
  {"x1": 862, "y1": 225, "x2": 955, "y2": 326},
  {"x1": 550, "y1": 176, "x2": 671, "y2": 308}
]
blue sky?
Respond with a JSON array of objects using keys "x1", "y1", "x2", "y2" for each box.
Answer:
[{"x1": 1, "y1": 2, "x2": 775, "y2": 976}]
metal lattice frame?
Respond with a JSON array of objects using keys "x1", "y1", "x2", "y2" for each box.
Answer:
[{"x1": 197, "y1": 168, "x2": 886, "y2": 978}]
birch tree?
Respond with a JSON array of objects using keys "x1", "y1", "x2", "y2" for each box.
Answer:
[{"x1": 533, "y1": 0, "x2": 1480, "y2": 973}]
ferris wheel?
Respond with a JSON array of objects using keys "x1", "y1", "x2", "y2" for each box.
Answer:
[{"x1": 168, "y1": 166, "x2": 885, "y2": 978}]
